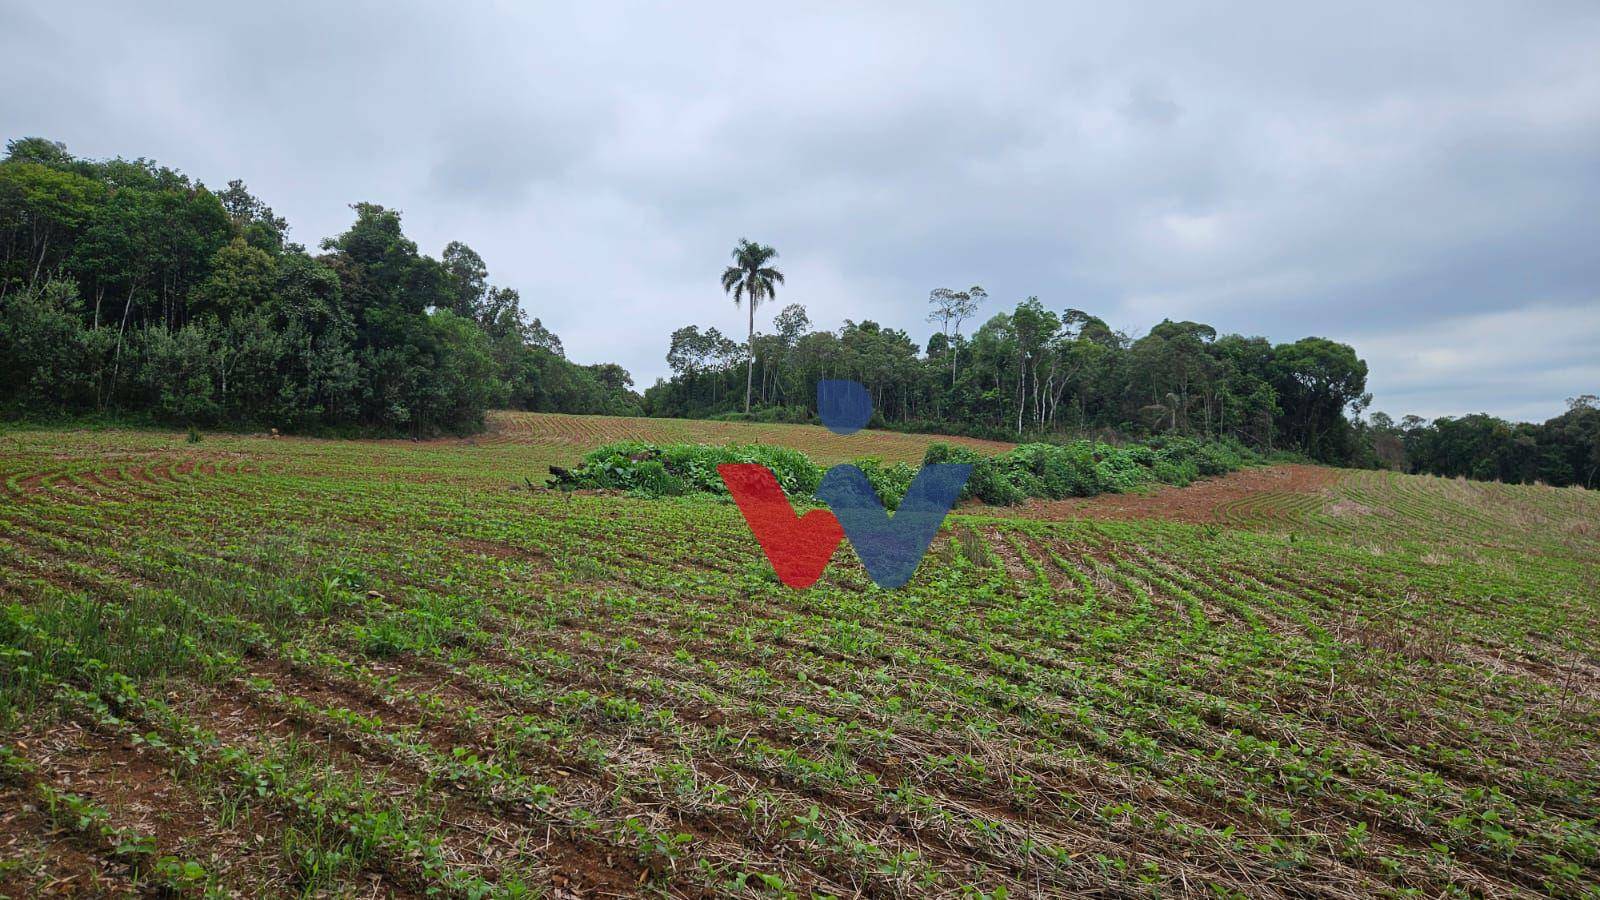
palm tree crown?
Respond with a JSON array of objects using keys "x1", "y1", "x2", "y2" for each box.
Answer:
[{"x1": 721, "y1": 238, "x2": 784, "y2": 413}]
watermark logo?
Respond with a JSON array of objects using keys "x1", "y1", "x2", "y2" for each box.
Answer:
[{"x1": 719, "y1": 381, "x2": 971, "y2": 589}]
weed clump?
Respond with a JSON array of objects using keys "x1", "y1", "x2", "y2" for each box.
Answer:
[
  {"x1": 553, "y1": 436, "x2": 1256, "y2": 506},
  {"x1": 924, "y1": 437, "x2": 1260, "y2": 505},
  {"x1": 549, "y1": 441, "x2": 821, "y2": 498}
]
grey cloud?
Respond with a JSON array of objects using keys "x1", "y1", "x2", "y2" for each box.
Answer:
[{"x1": 4, "y1": 0, "x2": 1598, "y2": 419}]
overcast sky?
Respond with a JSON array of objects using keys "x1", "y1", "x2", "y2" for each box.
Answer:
[{"x1": 5, "y1": 1, "x2": 1598, "y2": 421}]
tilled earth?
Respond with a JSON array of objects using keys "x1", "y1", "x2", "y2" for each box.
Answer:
[{"x1": 2, "y1": 425, "x2": 1597, "y2": 898}]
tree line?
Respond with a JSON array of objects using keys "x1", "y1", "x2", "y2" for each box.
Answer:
[
  {"x1": 0, "y1": 137, "x2": 639, "y2": 435},
  {"x1": 1361, "y1": 402, "x2": 1600, "y2": 488},
  {"x1": 649, "y1": 263, "x2": 1373, "y2": 463},
  {"x1": 646, "y1": 304, "x2": 1370, "y2": 463}
]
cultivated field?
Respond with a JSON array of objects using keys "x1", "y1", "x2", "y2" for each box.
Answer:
[
  {"x1": 474, "y1": 412, "x2": 1015, "y2": 466},
  {"x1": 1, "y1": 415, "x2": 1597, "y2": 898}
]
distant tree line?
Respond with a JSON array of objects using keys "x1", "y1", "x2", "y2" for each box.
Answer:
[
  {"x1": 0, "y1": 137, "x2": 640, "y2": 435},
  {"x1": 1360, "y1": 400, "x2": 1600, "y2": 488},
  {"x1": 647, "y1": 291, "x2": 1374, "y2": 464}
]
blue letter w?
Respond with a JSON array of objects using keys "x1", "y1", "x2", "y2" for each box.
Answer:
[{"x1": 815, "y1": 463, "x2": 971, "y2": 589}]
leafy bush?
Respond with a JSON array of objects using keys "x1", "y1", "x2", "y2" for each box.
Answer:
[
  {"x1": 1005, "y1": 442, "x2": 1101, "y2": 498},
  {"x1": 1001, "y1": 461, "x2": 1047, "y2": 500},
  {"x1": 849, "y1": 457, "x2": 916, "y2": 510},
  {"x1": 1199, "y1": 441, "x2": 1253, "y2": 475},
  {"x1": 1152, "y1": 459, "x2": 1195, "y2": 487},
  {"x1": 710, "y1": 405, "x2": 812, "y2": 424},
  {"x1": 1044, "y1": 442, "x2": 1101, "y2": 497},
  {"x1": 925, "y1": 443, "x2": 1026, "y2": 505},
  {"x1": 1122, "y1": 445, "x2": 1158, "y2": 467},
  {"x1": 924, "y1": 438, "x2": 1257, "y2": 505},
  {"x1": 551, "y1": 441, "x2": 821, "y2": 498},
  {"x1": 629, "y1": 459, "x2": 685, "y2": 497},
  {"x1": 1094, "y1": 449, "x2": 1157, "y2": 493},
  {"x1": 555, "y1": 435, "x2": 1257, "y2": 506}
]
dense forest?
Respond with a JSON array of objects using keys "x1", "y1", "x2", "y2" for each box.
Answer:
[
  {"x1": 2, "y1": 137, "x2": 1594, "y2": 487},
  {"x1": 647, "y1": 301, "x2": 1370, "y2": 460},
  {"x1": 0, "y1": 138, "x2": 640, "y2": 435}
]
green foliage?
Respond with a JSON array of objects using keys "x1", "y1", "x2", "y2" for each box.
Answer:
[
  {"x1": 552, "y1": 441, "x2": 822, "y2": 499},
  {"x1": 1380, "y1": 398, "x2": 1600, "y2": 488},
  {"x1": 550, "y1": 436, "x2": 1255, "y2": 508},
  {"x1": 1036, "y1": 442, "x2": 1101, "y2": 498},
  {"x1": 924, "y1": 443, "x2": 1025, "y2": 505},
  {"x1": 2, "y1": 425, "x2": 1598, "y2": 896},
  {"x1": 0, "y1": 279, "x2": 106, "y2": 411},
  {"x1": 847, "y1": 456, "x2": 916, "y2": 510},
  {"x1": 924, "y1": 438, "x2": 1260, "y2": 505},
  {"x1": 556, "y1": 437, "x2": 1253, "y2": 509},
  {"x1": 646, "y1": 295, "x2": 1385, "y2": 468},
  {"x1": 1093, "y1": 450, "x2": 1154, "y2": 494}
]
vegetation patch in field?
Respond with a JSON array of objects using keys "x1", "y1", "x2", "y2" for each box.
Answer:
[
  {"x1": 930, "y1": 436, "x2": 1261, "y2": 504},
  {"x1": 548, "y1": 441, "x2": 823, "y2": 499},
  {"x1": 549, "y1": 436, "x2": 1259, "y2": 507}
]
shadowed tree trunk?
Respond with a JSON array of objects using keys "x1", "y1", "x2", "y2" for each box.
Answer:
[{"x1": 745, "y1": 297, "x2": 754, "y2": 414}]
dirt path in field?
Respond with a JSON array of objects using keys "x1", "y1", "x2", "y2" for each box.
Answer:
[{"x1": 983, "y1": 464, "x2": 1341, "y2": 524}]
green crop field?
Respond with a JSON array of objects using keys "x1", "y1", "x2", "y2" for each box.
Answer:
[{"x1": 1, "y1": 416, "x2": 1597, "y2": 898}]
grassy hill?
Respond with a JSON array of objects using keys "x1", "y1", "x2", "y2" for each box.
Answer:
[{"x1": 1, "y1": 415, "x2": 1597, "y2": 897}]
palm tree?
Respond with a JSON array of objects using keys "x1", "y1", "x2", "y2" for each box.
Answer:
[{"x1": 720, "y1": 238, "x2": 785, "y2": 414}]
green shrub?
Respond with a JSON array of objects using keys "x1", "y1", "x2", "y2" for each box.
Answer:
[
  {"x1": 551, "y1": 441, "x2": 821, "y2": 499},
  {"x1": 849, "y1": 457, "x2": 916, "y2": 510},
  {"x1": 973, "y1": 467, "x2": 1026, "y2": 505},
  {"x1": 1007, "y1": 442, "x2": 1101, "y2": 498},
  {"x1": 560, "y1": 435, "x2": 1256, "y2": 507},
  {"x1": 924, "y1": 443, "x2": 1026, "y2": 505},
  {"x1": 1094, "y1": 449, "x2": 1156, "y2": 493},
  {"x1": 629, "y1": 459, "x2": 685, "y2": 497},
  {"x1": 1002, "y1": 460, "x2": 1047, "y2": 500},
  {"x1": 921, "y1": 442, "x2": 972, "y2": 467},
  {"x1": 1122, "y1": 445, "x2": 1158, "y2": 467},
  {"x1": 711, "y1": 405, "x2": 811, "y2": 424},
  {"x1": 1195, "y1": 441, "x2": 1247, "y2": 475},
  {"x1": 1152, "y1": 459, "x2": 1195, "y2": 487},
  {"x1": 1045, "y1": 442, "x2": 1101, "y2": 497}
]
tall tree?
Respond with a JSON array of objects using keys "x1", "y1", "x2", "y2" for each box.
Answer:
[
  {"x1": 925, "y1": 285, "x2": 985, "y2": 385},
  {"x1": 720, "y1": 238, "x2": 784, "y2": 413},
  {"x1": 441, "y1": 241, "x2": 488, "y2": 319},
  {"x1": 1270, "y1": 337, "x2": 1368, "y2": 461},
  {"x1": 770, "y1": 303, "x2": 810, "y2": 405},
  {"x1": 216, "y1": 179, "x2": 287, "y2": 252}
]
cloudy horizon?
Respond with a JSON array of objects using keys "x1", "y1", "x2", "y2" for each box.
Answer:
[{"x1": 4, "y1": 1, "x2": 1597, "y2": 422}]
